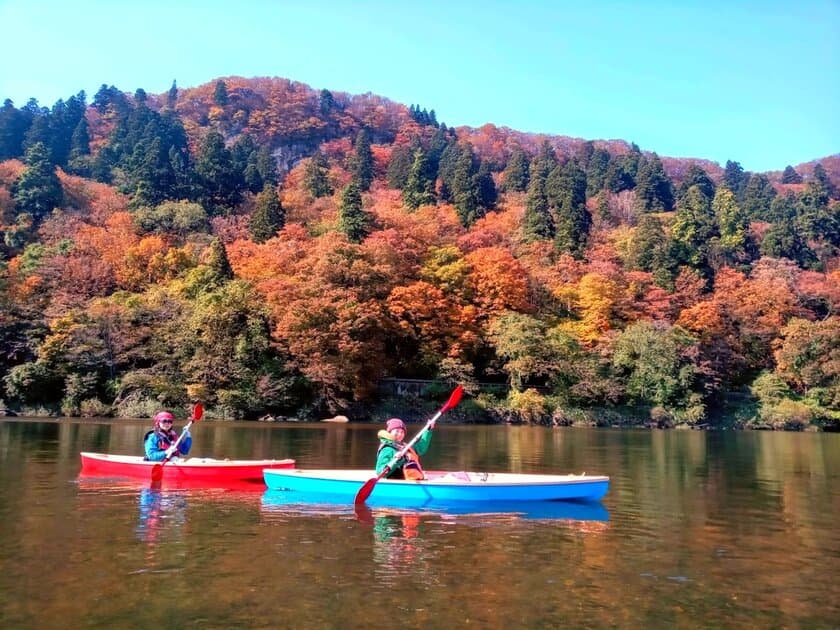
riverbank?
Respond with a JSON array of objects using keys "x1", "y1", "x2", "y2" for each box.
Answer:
[{"x1": 3, "y1": 392, "x2": 837, "y2": 432}]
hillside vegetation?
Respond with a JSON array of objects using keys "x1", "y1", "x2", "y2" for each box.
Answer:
[{"x1": 0, "y1": 77, "x2": 838, "y2": 428}]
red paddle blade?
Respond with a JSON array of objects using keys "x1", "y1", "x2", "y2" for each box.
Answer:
[
  {"x1": 442, "y1": 385, "x2": 464, "y2": 412},
  {"x1": 191, "y1": 401, "x2": 204, "y2": 421},
  {"x1": 354, "y1": 502, "x2": 374, "y2": 525},
  {"x1": 354, "y1": 477, "x2": 378, "y2": 505}
]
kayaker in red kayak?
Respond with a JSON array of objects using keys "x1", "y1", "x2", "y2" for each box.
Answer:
[
  {"x1": 375, "y1": 417, "x2": 434, "y2": 480},
  {"x1": 144, "y1": 410, "x2": 193, "y2": 462}
]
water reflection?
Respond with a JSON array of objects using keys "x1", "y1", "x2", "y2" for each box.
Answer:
[
  {"x1": 261, "y1": 489, "x2": 609, "y2": 523},
  {"x1": 136, "y1": 487, "x2": 188, "y2": 544}
]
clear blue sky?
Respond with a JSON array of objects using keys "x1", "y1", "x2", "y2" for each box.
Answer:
[{"x1": 1, "y1": 0, "x2": 838, "y2": 172}]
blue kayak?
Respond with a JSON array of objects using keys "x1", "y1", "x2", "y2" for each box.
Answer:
[{"x1": 262, "y1": 469, "x2": 609, "y2": 503}]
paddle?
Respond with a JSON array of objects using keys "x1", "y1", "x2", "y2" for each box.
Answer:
[
  {"x1": 354, "y1": 384, "x2": 463, "y2": 505},
  {"x1": 150, "y1": 401, "x2": 204, "y2": 483}
]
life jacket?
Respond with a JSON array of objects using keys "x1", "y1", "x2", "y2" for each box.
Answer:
[
  {"x1": 143, "y1": 428, "x2": 178, "y2": 455},
  {"x1": 378, "y1": 434, "x2": 426, "y2": 480}
]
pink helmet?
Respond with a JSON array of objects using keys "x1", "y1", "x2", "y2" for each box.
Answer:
[{"x1": 154, "y1": 411, "x2": 174, "y2": 427}]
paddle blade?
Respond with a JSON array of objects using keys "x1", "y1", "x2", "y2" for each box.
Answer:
[
  {"x1": 442, "y1": 384, "x2": 464, "y2": 412},
  {"x1": 354, "y1": 476, "x2": 379, "y2": 505},
  {"x1": 354, "y1": 502, "x2": 374, "y2": 525},
  {"x1": 191, "y1": 401, "x2": 204, "y2": 422}
]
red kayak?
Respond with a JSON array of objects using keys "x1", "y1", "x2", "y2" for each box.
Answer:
[{"x1": 80, "y1": 452, "x2": 295, "y2": 485}]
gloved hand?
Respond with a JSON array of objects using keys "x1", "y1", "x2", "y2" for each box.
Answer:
[
  {"x1": 164, "y1": 445, "x2": 179, "y2": 459},
  {"x1": 428, "y1": 418, "x2": 436, "y2": 430}
]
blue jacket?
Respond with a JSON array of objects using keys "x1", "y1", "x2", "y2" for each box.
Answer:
[{"x1": 144, "y1": 428, "x2": 192, "y2": 462}]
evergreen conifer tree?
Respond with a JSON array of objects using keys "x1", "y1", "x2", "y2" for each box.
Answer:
[
  {"x1": 502, "y1": 148, "x2": 529, "y2": 192},
  {"x1": 167, "y1": 80, "x2": 178, "y2": 109},
  {"x1": 12, "y1": 142, "x2": 63, "y2": 223},
  {"x1": 551, "y1": 160, "x2": 591, "y2": 258},
  {"x1": 214, "y1": 80, "x2": 229, "y2": 107},
  {"x1": 671, "y1": 185, "x2": 718, "y2": 273},
  {"x1": 723, "y1": 160, "x2": 748, "y2": 200},
  {"x1": 350, "y1": 129, "x2": 374, "y2": 191},
  {"x1": 0, "y1": 99, "x2": 33, "y2": 160},
  {"x1": 195, "y1": 130, "x2": 243, "y2": 211},
  {"x1": 676, "y1": 164, "x2": 715, "y2": 204},
  {"x1": 451, "y1": 148, "x2": 482, "y2": 227},
  {"x1": 633, "y1": 153, "x2": 674, "y2": 212},
  {"x1": 304, "y1": 151, "x2": 333, "y2": 198},
  {"x1": 386, "y1": 144, "x2": 413, "y2": 189},
  {"x1": 338, "y1": 181, "x2": 371, "y2": 243},
  {"x1": 206, "y1": 238, "x2": 234, "y2": 281},
  {"x1": 585, "y1": 148, "x2": 610, "y2": 197},
  {"x1": 741, "y1": 173, "x2": 777, "y2": 220},
  {"x1": 780, "y1": 165, "x2": 803, "y2": 184},
  {"x1": 250, "y1": 184, "x2": 285, "y2": 243},
  {"x1": 402, "y1": 147, "x2": 436, "y2": 209},
  {"x1": 522, "y1": 162, "x2": 555, "y2": 242}
]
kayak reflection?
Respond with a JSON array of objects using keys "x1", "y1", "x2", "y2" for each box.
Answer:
[{"x1": 261, "y1": 489, "x2": 609, "y2": 522}]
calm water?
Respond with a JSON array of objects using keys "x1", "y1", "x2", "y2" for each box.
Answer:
[{"x1": 0, "y1": 418, "x2": 838, "y2": 629}]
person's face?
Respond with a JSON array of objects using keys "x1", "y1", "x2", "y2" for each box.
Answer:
[
  {"x1": 160, "y1": 418, "x2": 173, "y2": 429},
  {"x1": 391, "y1": 427, "x2": 405, "y2": 441}
]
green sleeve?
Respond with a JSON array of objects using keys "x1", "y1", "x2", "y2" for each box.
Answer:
[
  {"x1": 412, "y1": 426, "x2": 433, "y2": 456},
  {"x1": 376, "y1": 443, "x2": 400, "y2": 475}
]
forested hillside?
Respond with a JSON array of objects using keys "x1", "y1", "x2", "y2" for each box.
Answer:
[{"x1": 1, "y1": 76, "x2": 838, "y2": 428}]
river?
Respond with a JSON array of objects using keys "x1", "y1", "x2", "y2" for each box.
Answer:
[{"x1": 0, "y1": 418, "x2": 837, "y2": 628}]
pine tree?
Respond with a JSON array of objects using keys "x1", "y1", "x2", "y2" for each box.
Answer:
[
  {"x1": 551, "y1": 160, "x2": 591, "y2": 258},
  {"x1": 12, "y1": 142, "x2": 63, "y2": 222},
  {"x1": 723, "y1": 160, "x2": 748, "y2": 200},
  {"x1": 167, "y1": 80, "x2": 178, "y2": 109},
  {"x1": 304, "y1": 151, "x2": 333, "y2": 198},
  {"x1": 532, "y1": 140, "x2": 559, "y2": 181},
  {"x1": 711, "y1": 186, "x2": 756, "y2": 269},
  {"x1": 452, "y1": 147, "x2": 482, "y2": 227},
  {"x1": 206, "y1": 238, "x2": 234, "y2": 281},
  {"x1": 350, "y1": 129, "x2": 373, "y2": 191},
  {"x1": 604, "y1": 152, "x2": 636, "y2": 193},
  {"x1": 386, "y1": 144, "x2": 413, "y2": 189},
  {"x1": 780, "y1": 165, "x2": 803, "y2": 184},
  {"x1": 676, "y1": 164, "x2": 715, "y2": 204},
  {"x1": 319, "y1": 89, "x2": 336, "y2": 115},
  {"x1": 811, "y1": 163, "x2": 836, "y2": 199},
  {"x1": 402, "y1": 147, "x2": 436, "y2": 209},
  {"x1": 741, "y1": 173, "x2": 777, "y2": 220},
  {"x1": 338, "y1": 181, "x2": 372, "y2": 243},
  {"x1": 250, "y1": 184, "x2": 285, "y2": 243},
  {"x1": 502, "y1": 148, "x2": 529, "y2": 192},
  {"x1": 475, "y1": 159, "x2": 497, "y2": 211},
  {"x1": 214, "y1": 80, "x2": 229, "y2": 107},
  {"x1": 522, "y1": 162, "x2": 554, "y2": 242},
  {"x1": 760, "y1": 216, "x2": 817, "y2": 268},
  {"x1": 585, "y1": 148, "x2": 610, "y2": 197},
  {"x1": 628, "y1": 214, "x2": 671, "y2": 274},
  {"x1": 436, "y1": 141, "x2": 463, "y2": 202},
  {"x1": 633, "y1": 153, "x2": 674, "y2": 212},
  {"x1": 67, "y1": 117, "x2": 91, "y2": 176},
  {"x1": 671, "y1": 185, "x2": 718, "y2": 273},
  {"x1": 0, "y1": 99, "x2": 32, "y2": 160},
  {"x1": 195, "y1": 130, "x2": 243, "y2": 211}
]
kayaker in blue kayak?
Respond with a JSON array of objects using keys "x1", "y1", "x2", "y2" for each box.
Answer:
[
  {"x1": 375, "y1": 417, "x2": 434, "y2": 480},
  {"x1": 144, "y1": 410, "x2": 192, "y2": 462}
]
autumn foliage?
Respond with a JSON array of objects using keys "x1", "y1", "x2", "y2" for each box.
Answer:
[{"x1": 0, "y1": 76, "x2": 838, "y2": 426}]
